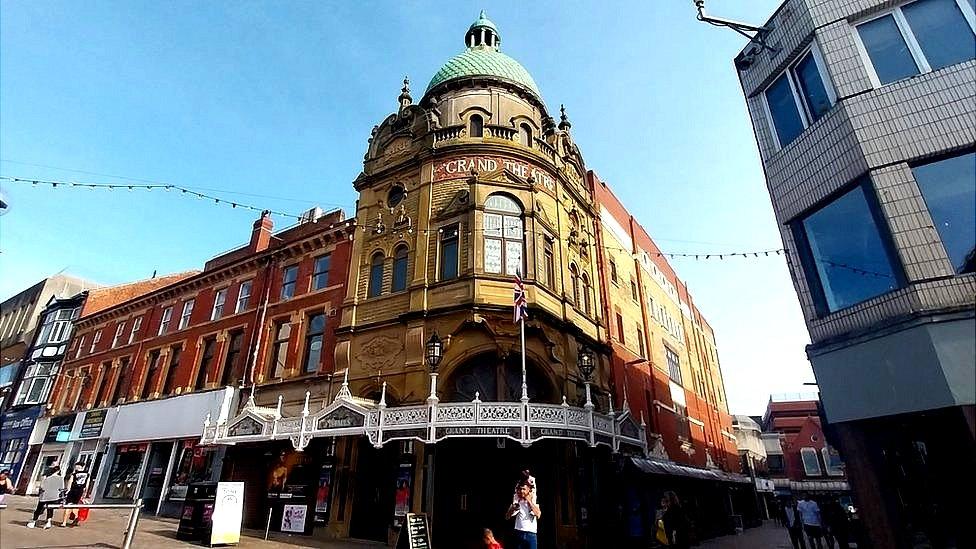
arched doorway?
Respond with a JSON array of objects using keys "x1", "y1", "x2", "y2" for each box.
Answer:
[
  {"x1": 432, "y1": 352, "x2": 561, "y2": 548},
  {"x1": 441, "y1": 351, "x2": 559, "y2": 404}
]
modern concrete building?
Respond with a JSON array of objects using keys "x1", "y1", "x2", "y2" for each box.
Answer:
[{"x1": 734, "y1": 1, "x2": 975, "y2": 546}]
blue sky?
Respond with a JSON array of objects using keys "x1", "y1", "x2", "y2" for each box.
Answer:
[{"x1": 0, "y1": 0, "x2": 810, "y2": 414}]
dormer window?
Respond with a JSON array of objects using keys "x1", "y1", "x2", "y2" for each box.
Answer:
[
  {"x1": 469, "y1": 114, "x2": 484, "y2": 138},
  {"x1": 519, "y1": 123, "x2": 533, "y2": 147}
]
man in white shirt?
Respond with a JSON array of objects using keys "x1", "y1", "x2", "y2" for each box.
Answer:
[
  {"x1": 506, "y1": 481, "x2": 541, "y2": 549},
  {"x1": 783, "y1": 498, "x2": 806, "y2": 549},
  {"x1": 796, "y1": 495, "x2": 824, "y2": 549}
]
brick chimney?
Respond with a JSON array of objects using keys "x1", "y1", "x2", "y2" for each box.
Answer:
[{"x1": 249, "y1": 210, "x2": 274, "y2": 252}]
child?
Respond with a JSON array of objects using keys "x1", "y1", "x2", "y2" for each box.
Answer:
[
  {"x1": 512, "y1": 469, "x2": 537, "y2": 505},
  {"x1": 483, "y1": 528, "x2": 503, "y2": 549}
]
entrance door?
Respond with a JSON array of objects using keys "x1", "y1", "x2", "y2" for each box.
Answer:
[
  {"x1": 140, "y1": 442, "x2": 172, "y2": 513},
  {"x1": 348, "y1": 438, "x2": 399, "y2": 542},
  {"x1": 433, "y1": 439, "x2": 560, "y2": 549},
  {"x1": 31, "y1": 453, "x2": 61, "y2": 493}
]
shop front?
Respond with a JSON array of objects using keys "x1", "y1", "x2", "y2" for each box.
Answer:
[
  {"x1": 96, "y1": 387, "x2": 232, "y2": 517},
  {"x1": 24, "y1": 413, "x2": 77, "y2": 494},
  {"x1": 204, "y1": 374, "x2": 647, "y2": 548},
  {"x1": 0, "y1": 404, "x2": 42, "y2": 486}
]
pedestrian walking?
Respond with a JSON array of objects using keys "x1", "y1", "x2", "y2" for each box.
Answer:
[
  {"x1": 821, "y1": 499, "x2": 850, "y2": 548},
  {"x1": 506, "y1": 480, "x2": 541, "y2": 549},
  {"x1": 797, "y1": 494, "x2": 825, "y2": 549},
  {"x1": 660, "y1": 491, "x2": 690, "y2": 549},
  {"x1": 27, "y1": 466, "x2": 64, "y2": 529},
  {"x1": 0, "y1": 468, "x2": 15, "y2": 507},
  {"x1": 61, "y1": 462, "x2": 90, "y2": 527},
  {"x1": 783, "y1": 498, "x2": 807, "y2": 549}
]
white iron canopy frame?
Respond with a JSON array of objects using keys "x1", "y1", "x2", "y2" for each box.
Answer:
[{"x1": 202, "y1": 374, "x2": 647, "y2": 454}]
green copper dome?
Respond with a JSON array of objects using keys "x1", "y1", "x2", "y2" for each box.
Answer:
[{"x1": 425, "y1": 12, "x2": 541, "y2": 99}]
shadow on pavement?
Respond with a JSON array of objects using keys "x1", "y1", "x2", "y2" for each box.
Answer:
[{"x1": 12, "y1": 544, "x2": 117, "y2": 549}]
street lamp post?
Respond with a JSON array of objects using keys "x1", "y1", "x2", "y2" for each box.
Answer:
[
  {"x1": 578, "y1": 346, "x2": 595, "y2": 411},
  {"x1": 425, "y1": 332, "x2": 443, "y2": 405}
]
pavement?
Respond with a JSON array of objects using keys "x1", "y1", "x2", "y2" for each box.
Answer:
[
  {"x1": 0, "y1": 496, "x2": 803, "y2": 549},
  {"x1": 697, "y1": 521, "x2": 795, "y2": 549},
  {"x1": 0, "y1": 495, "x2": 384, "y2": 549}
]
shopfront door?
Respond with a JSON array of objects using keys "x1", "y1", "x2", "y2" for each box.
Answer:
[
  {"x1": 348, "y1": 438, "x2": 399, "y2": 542},
  {"x1": 432, "y1": 438, "x2": 559, "y2": 549},
  {"x1": 140, "y1": 442, "x2": 173, "y2": 513}
]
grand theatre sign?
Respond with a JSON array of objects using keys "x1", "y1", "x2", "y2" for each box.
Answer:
[{"x1": 201, "y1": 375, "x2": 647, "y2": 454}]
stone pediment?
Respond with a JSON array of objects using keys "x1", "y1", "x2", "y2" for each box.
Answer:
[{"x1": 433, "y1": 189, "x2": 471, "y2": 220}]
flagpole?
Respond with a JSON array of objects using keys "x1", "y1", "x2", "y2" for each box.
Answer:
[{"x1": 520, "y1": 316, "x2": 528, "y2": 403}]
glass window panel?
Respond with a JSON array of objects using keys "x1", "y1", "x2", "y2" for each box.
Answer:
[
  {"x1": 368, "y1": 255, "x2": 384, "y2": 297},
  {"x1": 801, "y1": 184, "x2": 900, "y2": 312},
  {"x1": 765, "y1": 72, "x2": 805, "y2": 147},
  {"x1": 485, "y1": 239, "x2": 502, "y2": 273},
  {"x1": 392, "y1": 248, "x2": 408, "y2": 292},
  {"x1": 313, "y1": 255, "x2": 331, "y2": 290},
  {"x1": 485, "y1": 194, "x2": 521, "y2": 214},
  {"x1": 484, "y1": 213, "x2": 503, "y2": 237},
  {"x1": 912, "y1": 152, "x2": 976, "y2": 274},
  {"x1": 26, "y1": 378, "x2": 47, "y2": 403},
  {"x1": 794, "y1": 51, "x2": 832, "y2": 122},
  {"x1": 858, "y1": 15, "x2": 920, "y2": 84},
  {"x1": 903, "y1": 0, "x2": 976, "y2": 71},
  {"x1": 801, "y1": 447, "x2": 823, "y2": 476},
  {"x1": 304, "y1": 337, "x2": 323, "y2": 373},
  {"x1": 440, "y1": 237, "x2": 459, "y2": 280},
  {"x1": 503, "y1": 215, "x2": 523, "y2": 240},
  {"x1": 505, "y1": 241, "x2": 523, "y2": 276}
]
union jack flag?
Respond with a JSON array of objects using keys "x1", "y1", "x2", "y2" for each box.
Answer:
[{"x1": 514, "y1": 270, "x2": 528, "y2": 323}]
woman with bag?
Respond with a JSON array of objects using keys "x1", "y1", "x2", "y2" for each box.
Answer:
[{"x1": 61, "y1": 462, "x2": 90, "y2": 527}]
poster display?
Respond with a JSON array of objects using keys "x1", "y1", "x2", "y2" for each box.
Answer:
[
  {"x1": 266, "y1": 449, "x2": 310, "y2": 499},
  {"x1": 314, "y1": 464, "x2": 334, "y2": 523},
  {"x1": 210, "y1": 481, "x2": 244, "y2": 545},
  {"x1": 394, "y1": 464, "x2": 412, "y2": 517},
  {"x1": 281, "y1": 504, "x2": 307, "y2": 533}
]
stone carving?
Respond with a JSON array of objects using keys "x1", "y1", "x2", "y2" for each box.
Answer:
[
  {"x1": 567, "y1": 408, "x2": 588, "y2": 426},
  {"x1": 593, "y1": 415, "x2": 614, "y2": 434},
  {"x1": 355, "y1": 335, "x2": 404, "y2": 373},
  {"x1": 426, "y1": 96, "x2": 442, "y2": 129}
]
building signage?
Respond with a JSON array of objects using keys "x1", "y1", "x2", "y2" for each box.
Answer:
[
  {"x1": 434, "y1": 426, "x2": 521, "y2": 440},
  {"x1": 1, "y1": 405, "x2": 41, "y2": 439},
  {"x1": 529, "y1": 427, "x2": 589, "y2": 442},
  {"x1": 227, "y1": 417, "x2": 263, "y2": 437},
  {"x1": 209, "y1": 482, "x2": 245, "y2": 545},
  {"x1": 394, "y1": 512, "x2": 431, "y2": 549},
  {"x1": 433, "y1": 155, "x2": 556, "y2": 194},
  {"x1": 316, "y1": 407, "x2": 364, "y2": 430},
  {"x1": 79, "y1": 409, "x2": 107, "y2": 439},
  {"x1": 45, "y1": 413, "x2": 76, "y2": 443}
]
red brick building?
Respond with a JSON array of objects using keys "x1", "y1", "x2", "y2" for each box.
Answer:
[
  {"x1": 44, "y1": 208, "x2": 354, "y2": 515},
  {"x1": 761, "y1": 396, "x2": 849, "y2": 496},
  {"x1": 589, "y1": 171, "x2": 747, "y2": 538}
]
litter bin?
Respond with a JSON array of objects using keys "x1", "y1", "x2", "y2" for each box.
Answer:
[{"x1": 176, "y1": 481, "x2": 218, "y2": 541}]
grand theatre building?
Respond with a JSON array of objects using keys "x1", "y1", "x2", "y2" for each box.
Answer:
[{"x1": 202, "y1": 13, "x2": 745, "y2": 548}]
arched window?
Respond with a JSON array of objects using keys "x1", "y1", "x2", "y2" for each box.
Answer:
[
  {"x1": 570, "y1": 264, "x2": 580, "y2": 305},
  {"x1": 368, "y1": 252, "x2": 385, "y2": 297},
  {"x1": 392, "y1": 245, "x2": 409, "y2": 292},
  {"x1": 520, "y1": 123, "x2": 533, "y2": 147},
  {"x1": 469, "y1": 114, "x2": 484, "y2": 138},
  {"x1": 581, "y1": 273, "x2": 592, "y2": 316},
  {"x1": 484, "y1": 194, "x2": 523, "y2": 276}
]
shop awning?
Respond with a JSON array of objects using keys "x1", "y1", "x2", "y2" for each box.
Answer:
[{"x1": 629, "y1": 457, "x2": 752, "y2": 484}]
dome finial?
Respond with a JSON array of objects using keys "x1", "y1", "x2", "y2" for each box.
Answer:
[
  {"x1": 398, "y1": 75, "x2": 412, "y2": 112},
  {"x1": 558, "y1": 104, "x2": 572, "y2": 131},
  {"x1": 466, "y1": 10, "x2": 500, "y2": 49}
]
